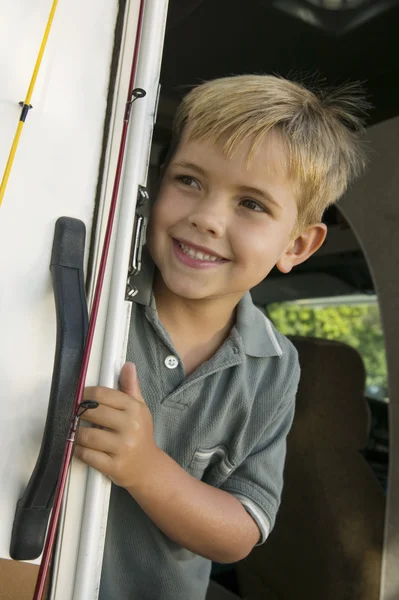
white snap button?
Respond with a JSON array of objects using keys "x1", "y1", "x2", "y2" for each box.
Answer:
[{"x1": 164, "y1": 355, "x2": 179, "y2": 369}]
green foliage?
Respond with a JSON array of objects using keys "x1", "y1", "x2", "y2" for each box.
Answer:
[{"x1": 267, "y1": 302, "x2": 388, "y2": 390}]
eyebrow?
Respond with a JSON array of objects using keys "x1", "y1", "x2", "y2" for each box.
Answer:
[
  {"x1": 171, "y1": 160, "x2": 283, "y2": 211},
  {"x1": 171, "y1": 161, "x2": 207, "y2": 177}
]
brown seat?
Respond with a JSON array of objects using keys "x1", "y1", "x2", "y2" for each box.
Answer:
[
  {"x1": 0, "y1": 558, "x2": 39, "y2": 600},
  {"x1": 237, "y1": 337, "x2": 385, "y2": 600}
]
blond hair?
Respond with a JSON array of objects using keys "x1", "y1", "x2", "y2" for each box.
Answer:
[{"x1": 172, "y1": 75, "x2": 369, "y2": 231}]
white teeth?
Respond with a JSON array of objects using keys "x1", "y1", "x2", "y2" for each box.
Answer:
[{"x1": 179, "y1": 242, "x2": 220, "y2": 262}]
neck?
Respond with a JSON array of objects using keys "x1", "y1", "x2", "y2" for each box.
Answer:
[{"x1": 153, "y1": 272, "x2": 241, "y2": 340}]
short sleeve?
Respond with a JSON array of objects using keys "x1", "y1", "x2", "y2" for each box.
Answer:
[{"x1": 220, "y1": 393, "x2": 296, "y2": 544}]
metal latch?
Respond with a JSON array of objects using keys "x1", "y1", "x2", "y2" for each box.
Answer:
[{"x1": 126, "y1": 186, "x2": 149, "y2": 300}]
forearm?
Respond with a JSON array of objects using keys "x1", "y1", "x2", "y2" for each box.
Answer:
[{"x1": 127, "y1": 448, "x2": 259, "y2": 563}]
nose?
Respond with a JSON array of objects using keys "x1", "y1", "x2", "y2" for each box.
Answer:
[{"x1": 187, "y1": 195, "x2": 227, "y2": 238}]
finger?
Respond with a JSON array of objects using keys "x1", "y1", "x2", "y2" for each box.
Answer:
[
  {"x1": 83, "y1": 386, "x2": 128, "y2": 410},
  {"x1": 76, "y1": 425, "x2": 118, "y2": 455},
  {"x1": 120, "y1": 362, "x2": 145, "y2": 403},
  {"x1": 80, "y1": 403, "x2": 126, "y2": 431},
  {"x1": 74, "y1": 445, "x2": 114, "y2": 476}
]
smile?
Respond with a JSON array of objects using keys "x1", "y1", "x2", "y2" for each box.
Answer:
[
  {"x1": 178, "y1": 241, "x2": 221, "y2": 262},
  {"x1": 172, "y1": 239, "x2": 228, "y2": 269}
]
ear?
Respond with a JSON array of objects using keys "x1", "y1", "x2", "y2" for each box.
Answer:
[{"x1": 276, "y1": 223, "x2": 327, "y2": 274}]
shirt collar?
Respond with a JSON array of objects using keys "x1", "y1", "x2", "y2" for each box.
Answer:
[
  {"x1": 235, "y1": 292, "x2": 283, "y2": 358},
  {"x1": 144, "y1": 290, "x2": 283, "y2": 358}
]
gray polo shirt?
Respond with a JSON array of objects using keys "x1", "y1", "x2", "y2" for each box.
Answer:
[{"x1": 99, "y1": 292, "x2": 300, "y2": 600}]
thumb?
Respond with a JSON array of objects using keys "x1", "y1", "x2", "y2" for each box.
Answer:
[{"x1": 119, "y1": 362, "x2": 144, "y2": 402}]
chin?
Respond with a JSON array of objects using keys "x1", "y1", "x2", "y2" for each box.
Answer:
[{"x1": 162, "y1": 273, "x2": 214, "y2": 300}]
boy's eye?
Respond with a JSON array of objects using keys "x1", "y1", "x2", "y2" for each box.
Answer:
[
  {"x1": 240, "y1": 198, "x2": 267, "y2": 213},
  {"x1": 176, "y1": 175, "x2": 201, "y2": 190}
]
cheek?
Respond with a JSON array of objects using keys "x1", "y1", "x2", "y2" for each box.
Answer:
[
  {"x1": 148, "y1": 195, "x2": 172, "y2": 238},
  {"x1": 232, "y1": 223, "x2": 291, "y2": 281},
  {"x1": 150, "y1": 187, "x2": 186, "y2": 230},
  {"x1": 234, "y1": 224, "x2": 283, "y2": 261}
]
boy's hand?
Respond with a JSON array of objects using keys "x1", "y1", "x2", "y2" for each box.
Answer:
[
  {"x1": 76, "y1": 365, "x2": 259, "y2": 563},
  {"x1": 75, "y1": 362, "x2": 158, "y2": 489}
]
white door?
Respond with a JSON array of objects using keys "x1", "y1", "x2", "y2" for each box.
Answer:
[{"x1": 0, "y1": 1, "x2": 169, "y2": 598}]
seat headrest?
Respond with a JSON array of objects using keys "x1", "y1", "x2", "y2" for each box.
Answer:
[{"x1": 289, "y1": 337, "x2": 369, "y2": 450}]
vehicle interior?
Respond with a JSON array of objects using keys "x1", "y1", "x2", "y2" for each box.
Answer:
[
  {"x1": 2, "y1": 2, "x2": 397, "y2": 599},
  {"x1": 152, "y1": 1, "x2": 398, "y2": 598}
]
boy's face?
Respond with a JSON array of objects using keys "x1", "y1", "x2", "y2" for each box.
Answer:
[{"x1": 147, "y1": 131, "x2": 323, "y2": 303}]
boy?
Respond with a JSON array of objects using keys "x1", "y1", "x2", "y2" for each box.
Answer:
[{"x1": 75, "y1": 75, "x2": 367, "y2": 599}]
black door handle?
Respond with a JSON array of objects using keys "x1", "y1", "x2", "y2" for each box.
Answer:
[{"x1": 10, "y1": 217, "x2": 88, "y2": 561}]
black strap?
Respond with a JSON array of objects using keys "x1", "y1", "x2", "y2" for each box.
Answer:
[{"x1": 10, "y1": 217, "x2": 88, "y2": 560}]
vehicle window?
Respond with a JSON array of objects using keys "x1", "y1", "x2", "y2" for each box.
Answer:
[{"x1": 266, "y1": 295, "x2": 388, "y2": 402}]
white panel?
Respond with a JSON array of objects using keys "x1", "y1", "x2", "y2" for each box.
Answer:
[
  {"x1": 51, "y1": 3, "x2": 142, "y2": 597},
  {"x1": 71, "y1": 1, "x2": 169, "y2": 598},
  {"x1": 0, "y1": 0, "x2": 119, "y2": 564}
]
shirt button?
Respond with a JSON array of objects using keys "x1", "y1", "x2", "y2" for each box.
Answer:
[{"x1": 164, "y1": 355, "x2": 179, "y2": 369}]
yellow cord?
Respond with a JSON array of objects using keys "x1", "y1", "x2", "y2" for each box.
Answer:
[{"x1": 0, "y1": 0, "x2": 59, "y2": 207}]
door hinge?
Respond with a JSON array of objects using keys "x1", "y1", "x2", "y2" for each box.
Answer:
[{"x1": 126, "y1": 185, "x2": 149, "y2": 300}]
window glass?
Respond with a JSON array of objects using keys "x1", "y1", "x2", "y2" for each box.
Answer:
[{"x1": 267, "y1": 295, "x2": 388, "y2": 401}]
